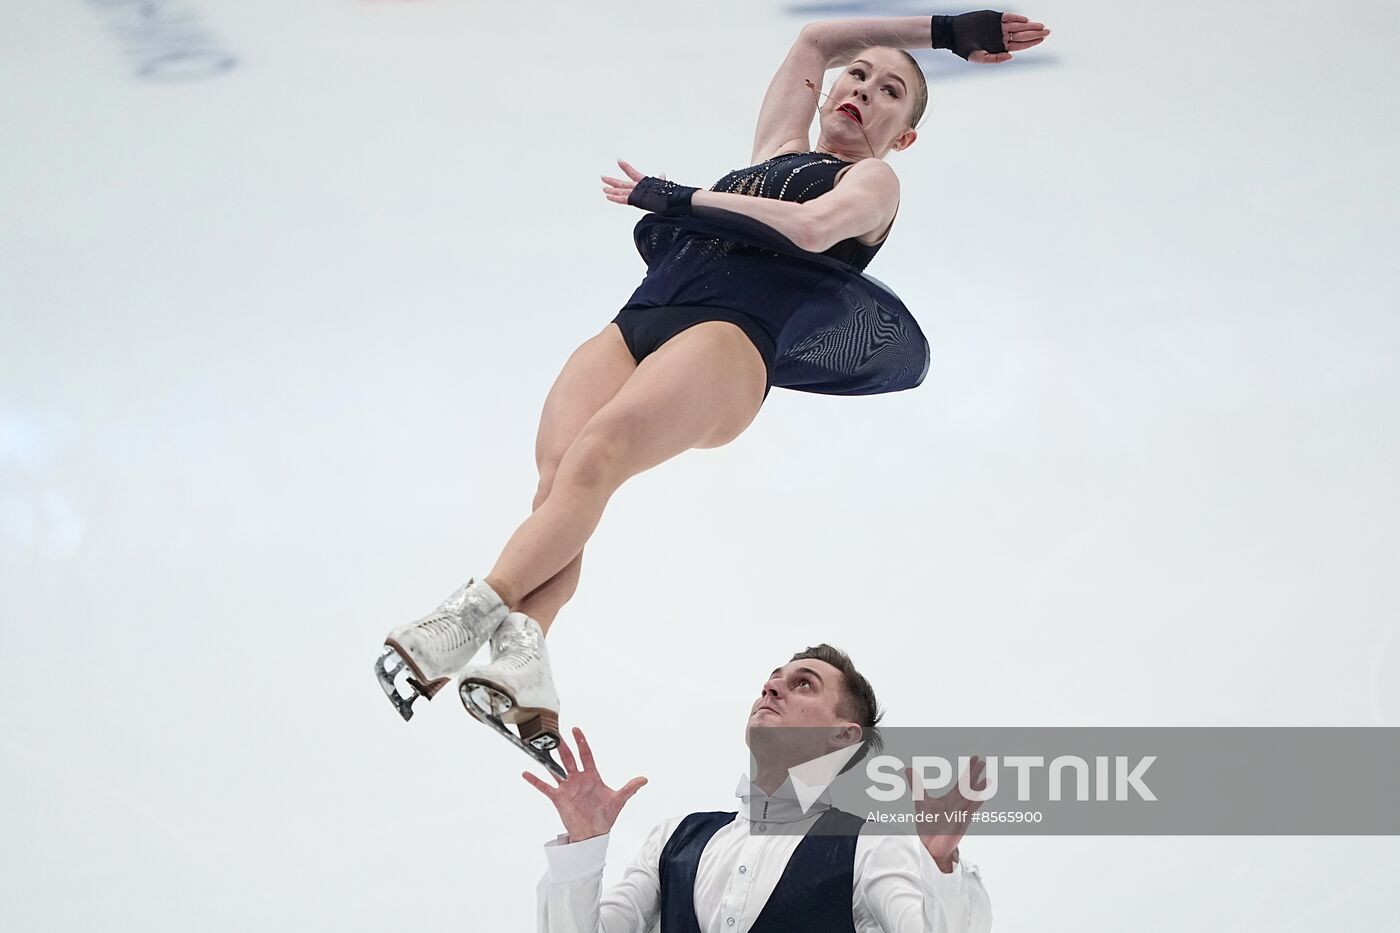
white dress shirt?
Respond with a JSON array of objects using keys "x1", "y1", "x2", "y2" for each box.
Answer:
[{"x1": 536, "y1": 778, "x2": 992, "y2": 933}]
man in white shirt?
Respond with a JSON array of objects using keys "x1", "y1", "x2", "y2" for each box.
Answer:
[{"x1": 526, "y1": 644, "x2": 993, "y2": 932}]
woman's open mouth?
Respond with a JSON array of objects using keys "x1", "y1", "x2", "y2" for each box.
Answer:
[{"x1": 836, "y1": 103, "x2": 863, "y2": 126}]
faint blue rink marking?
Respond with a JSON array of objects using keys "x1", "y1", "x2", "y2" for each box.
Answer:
[{"x1": 81, "y1": 0, "x2": 237, "y2": 82}]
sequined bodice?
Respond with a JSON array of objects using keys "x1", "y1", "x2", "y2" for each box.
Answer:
[
  {"x1": 623, "y1": 152, "x2": 893, "y2": 349},
  {"x1": 711, "y1": 151, "x2": 848, "y2": 202},
  {"x1": 708, "y1": 151, "x2": 885, "y2": 268}
]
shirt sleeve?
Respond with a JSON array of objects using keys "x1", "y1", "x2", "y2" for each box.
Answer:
[
  {"x1": 853, "y1": 835, "x2": 993, "y2": 933},
  {"x1": 536, "y1": 821, "x2": 674, "y2": 933}
]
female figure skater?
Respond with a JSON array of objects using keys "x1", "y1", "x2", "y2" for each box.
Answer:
[{"x1": 375, "y1": 10, "x2": 1051, "y2": 771}]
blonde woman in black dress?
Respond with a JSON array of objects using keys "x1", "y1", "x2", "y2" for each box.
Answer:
[{"x1": 374, "y1": 10, "x2": 1051, "y2": 774}]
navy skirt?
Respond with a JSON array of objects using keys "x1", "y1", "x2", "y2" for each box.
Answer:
[{"x1": 626, "y1": 206, "x2": 931, "y2": 397}]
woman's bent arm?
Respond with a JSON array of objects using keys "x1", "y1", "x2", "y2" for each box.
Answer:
[
  {"x1": 690, "y1": 158, "x2": 898, "y2": 254},
  {"x1": 803, "y1": 17, "x2": 934, "y2": 66}
]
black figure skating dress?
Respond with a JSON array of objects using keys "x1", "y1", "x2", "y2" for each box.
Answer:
[{"x1": 611, "y1": 150, "x2": 929, "y2": 397}]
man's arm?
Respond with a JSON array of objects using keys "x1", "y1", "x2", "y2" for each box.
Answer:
[
  {"x1": 855, "y1": 835, "x2": 993, "y2": 933},
  {"x1": 536, "y1": 820, "x2": 676, "y2": 933},
  {"x1": 523, "y1": 728, "x2": 658, "y2": 933},
  {"x1": 851, "y1": 757, "x2": 994, "y2": 930}
]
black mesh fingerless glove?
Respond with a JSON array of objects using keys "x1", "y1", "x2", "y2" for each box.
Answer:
[
  {"x1": 627, "y1": 177, "x2": 699, "y2": 215},
  {"x1": 931, "y1": 10, "x2": 1006, "y2": 60}
]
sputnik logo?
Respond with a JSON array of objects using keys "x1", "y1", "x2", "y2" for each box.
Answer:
[{"x1": 787, "y1": 745, "x2": 865, "y2": 814}]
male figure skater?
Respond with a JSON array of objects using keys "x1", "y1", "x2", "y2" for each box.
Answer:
[{"x1": 527, "y1": 645, "x2": 992, "y2": 932}]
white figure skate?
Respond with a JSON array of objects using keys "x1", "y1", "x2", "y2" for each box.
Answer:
[
  {"x1": 375, "y1": 579, "x2": 508, "y2": 721},
  {"x1": 459, "y1": 612, "x2": 564, "y2": 777}
]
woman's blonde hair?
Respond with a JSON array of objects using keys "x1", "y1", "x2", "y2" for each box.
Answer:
[{"x1": 891, "y1": 49, "x2": 929, "y2": 128}]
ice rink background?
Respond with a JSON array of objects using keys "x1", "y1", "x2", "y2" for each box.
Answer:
[{"x1": 3, "y1": 0, "x2": 1400, "y2": 929}]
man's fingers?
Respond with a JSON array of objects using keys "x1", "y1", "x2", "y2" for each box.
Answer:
[
  {"x1": 522, "y1": 771, "x2": 557, "y2": 798},
  {"x1": 970, "y1": 756, "x2": 988, "y2": 790},
  {"x1": 618, "y1": 776, "x2": 648, "y2": 803},
  {"x1": 618, "y1": 159, "x2": 644, "y2": 181},
  {"x1": 1007, "y1": 37, "x2": 1045, "y2": 51},
  {"x1": 1006, "y1": 21, "x2": 1044, "y2": 32},
  {"x1": 955, "y1": 756, "x2": 987, "y2": 794},
  {"x1": 574, "y1": 727, "x2": 598, "y2": 772},
  {"x1": 1002, "y1": 12, "x2": 1029, "y2": 23},
  {"x1": 557, "y1": 736, "x2": 580, "y2": 775}
]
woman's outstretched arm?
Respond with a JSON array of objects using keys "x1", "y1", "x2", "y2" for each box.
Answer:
[{"x1": 603, "y1": 158, "x2": 897, "y2": 254}]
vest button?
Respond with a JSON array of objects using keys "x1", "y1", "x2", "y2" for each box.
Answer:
[
  {"x1": 727, "y1": 919, "x2": 736, "y2": 927},
  {"x1": 739, "y1": 865, "x2": 747, "y2": 874}
]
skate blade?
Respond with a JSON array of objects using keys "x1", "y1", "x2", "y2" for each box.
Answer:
[
  {"x1": 461, "y1": 683, "x2": 562, "y2": 752},
  {"x1": 375, "y1": 646, "x2": 431, "y2": 722},
  {"x1": 460, "y1": 684, "x2": 566, "y2": 779},
  {"x1": 461, "y1": 680, "x2": 515, "y2": 717}
]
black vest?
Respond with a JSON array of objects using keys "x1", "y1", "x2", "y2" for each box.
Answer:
[{"x1": 657, "y1": 808, "x2": 864, "y2": 933}]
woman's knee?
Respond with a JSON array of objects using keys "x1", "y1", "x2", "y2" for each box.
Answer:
[
  {"x1": 533, "y1": 450, "x2": 563, "y2": 508},
  {"x1": 532, "y1": 475, "x2": 553, "y2": 511},
  {"x1": 689, "y1": 385, "x2": 763, "y2": 448},
  {"x1": 554, "y1": 421, "x2": 634, "y2": 492},
  {"x1": 697, "y1": 400, "x2": 762, "y2": 448}
]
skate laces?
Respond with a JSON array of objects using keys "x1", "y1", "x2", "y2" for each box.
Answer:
[{"x1": 415, "y1": 611, "x2": 473, "y2": 655}]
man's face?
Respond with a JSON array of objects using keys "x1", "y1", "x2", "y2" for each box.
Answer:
[{"x1": 745, "y1": 659, "x2": 861, "y2": 764}]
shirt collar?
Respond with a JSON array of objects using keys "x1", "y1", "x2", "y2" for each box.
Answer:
[{"x1": 733, "y1": 774, "x2": 832, "y2": 824}]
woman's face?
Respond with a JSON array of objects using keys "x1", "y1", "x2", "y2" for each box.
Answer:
[{"x1": 819, "y1": 47, "x2": 919, "y2": 156}]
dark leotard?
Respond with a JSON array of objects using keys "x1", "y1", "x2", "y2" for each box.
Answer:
[{"x1": 612, "y1": 151, "x2": 928, "y2": 397}]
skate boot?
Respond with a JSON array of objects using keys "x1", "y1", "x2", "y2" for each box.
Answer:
[
  {"x1": 459, "y1": 612, "x2": 564, "y2": 778},
  {"x1": 374, "y1": 579, "x2": 509, "y2": 722}
]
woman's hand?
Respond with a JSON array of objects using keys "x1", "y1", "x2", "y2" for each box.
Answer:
[
  {"x1": 968, "y1": 12, "x2": 1052, "y2": 64},
  {"x1": 603, "y1": 160, "x2": 699, "y2": 214},
  {"x1": 601, "y1": 160, "x2": 659, "y2": 205},
  {"x1": 522, "y1": 726, "x2": 648, "y2": 844}
]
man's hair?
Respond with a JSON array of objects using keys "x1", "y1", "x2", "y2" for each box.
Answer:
[{"x1": 789, "y1": 643, "x2": 885, "y2": 765}]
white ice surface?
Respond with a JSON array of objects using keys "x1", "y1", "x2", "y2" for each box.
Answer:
[{"x1": 3, "y1": 0, "x2": 1399, "y2": 929}]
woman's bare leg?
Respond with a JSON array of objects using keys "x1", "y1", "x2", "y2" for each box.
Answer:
[
  {"x1": 485, "y1": 321, "x2": 767, "y2": 609},
  {"x1": 509, "y1": 325, "x2": 637, "y2": 630}
]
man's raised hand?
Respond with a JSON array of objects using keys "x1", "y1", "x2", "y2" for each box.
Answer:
[
  {"x1": 522, "y1": 726, "x2": 648, "y2": 843},
  {"x1": 907, "y1": 756, "x2": 989, "y2": 872}
]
